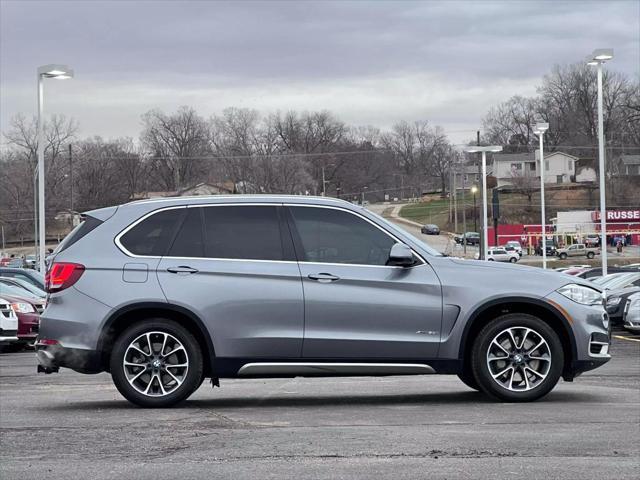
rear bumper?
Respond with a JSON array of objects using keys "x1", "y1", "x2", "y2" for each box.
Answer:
[{"x1": 36, "y1": 342, "x2": 102, "y2": 374}]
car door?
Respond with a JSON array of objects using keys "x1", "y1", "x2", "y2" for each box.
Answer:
[
  {"x1": 494, "y1": 249, "x2": 508, "y2": 261},
  {"x1": 286, "y1": 205, "x2": 442, "y2": 359},
  {"x1": 156, "y1": 204, "x2": 304, "y2": 359}
]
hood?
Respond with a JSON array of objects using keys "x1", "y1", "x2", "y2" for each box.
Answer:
[
  {"x1": 0, "y1": 294, "x2": 41, "y2": 306},
  {"x1": 445, "y1": 257, "x2": 600, "y2": 292}
]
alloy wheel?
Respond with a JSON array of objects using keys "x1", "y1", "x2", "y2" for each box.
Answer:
[
  {"x1": 486, "y1": 326, "x2": 551, "y2": 392},
  {"x1": 123, "y1": 331, "x2": 189, "y2": 397}
]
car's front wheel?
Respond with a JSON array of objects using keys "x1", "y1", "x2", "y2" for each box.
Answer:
[
  {"x1": 110, "y1": 319, "x2": 204, "y2": 408},
  {"x1": 471, "y1": 314, "x2": 563, "y2": 402},
  {"x1": 509, "y1": 257, "x2": 517, "y2": 263}
]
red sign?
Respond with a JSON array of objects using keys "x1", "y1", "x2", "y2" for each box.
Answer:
[{"x1": 591, "y1": 210, "x2": 640, "y2": 222}]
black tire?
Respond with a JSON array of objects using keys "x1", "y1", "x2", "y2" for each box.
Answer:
[
  {"x1": 559, "y1": 253, "x2": 567, "y2": 260},
  {"x1": 509, "y1": 257, "x2": 517, "y2": 263},
  {"x1": 471, "y1": 313, "x2": 564, "y2": 402},
  {"x1": 110, "y1": 318, "x2": 204, "y2": 408},
  {"x1": 587, "y1": 252, "x2": 595, "y2": 259},
  {"x1": 457, "y1": 370, "x2": 480, "y2": 391},
  {"x1": 488, "y1": 258, "x2": 494, "y2": 261}
]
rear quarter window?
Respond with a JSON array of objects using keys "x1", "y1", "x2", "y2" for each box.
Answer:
[{"x1": 119, "y1": 208, "x2": 185, "y2": 256}]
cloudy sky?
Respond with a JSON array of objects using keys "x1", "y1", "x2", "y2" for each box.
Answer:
[{"x1": 1, "y1": 0, "x2": 638, "y2": 144}]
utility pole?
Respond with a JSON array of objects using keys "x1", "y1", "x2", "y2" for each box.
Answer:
[
  {"x1": 462, "y1": 166, "x2": 467, "y2": 256},
  {"x1": 321, "y1": 166, "x2": 326, "y2": 196},
  {"x1": 69, "y1": 144, "x2": 74, "y2": 213},
  {"x1": 453, "y1": 158, "x2": 458, "y2": 233}
]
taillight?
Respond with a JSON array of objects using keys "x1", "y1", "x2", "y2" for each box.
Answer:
[{"x1": 46, "y1": 262, "x2": 85, "y2": 293}]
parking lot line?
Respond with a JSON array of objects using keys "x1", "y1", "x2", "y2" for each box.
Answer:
[{"x1": 612, "y1": 335, "x2": 640, "y2": 343}]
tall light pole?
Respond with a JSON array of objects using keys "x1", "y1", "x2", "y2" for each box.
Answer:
[
  {"x1": 534, "y1": 122, "x2": 549, "y2": 269},
  {"x1": 587, "y1": 48, "x2": 613, "y2": 276},
  {"x1": 37, "y1": 64, "x2": 74, "y2": 273},
  {"x1": 471, "y1": 185, "x2": 478, "y2": 233},
  {"x1": 465, "y1": 146, "x2": 502, "y2": 260}
]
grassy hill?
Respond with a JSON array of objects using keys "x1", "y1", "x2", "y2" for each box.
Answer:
[{"x1": 399, "y1": 186, "x2": 607, "y2": 233}]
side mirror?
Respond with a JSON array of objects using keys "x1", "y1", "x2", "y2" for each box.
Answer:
[{"x1": 387, "y1": 243, "x2": 415, "y2": 267}]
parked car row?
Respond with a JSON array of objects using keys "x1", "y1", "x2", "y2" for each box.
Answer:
[
  {"x1": 574, "y1": 269, "x2": 640, "y2": 333},
  {"x1": 0, "y1": 268, "x2": 45, "y2": 351}
]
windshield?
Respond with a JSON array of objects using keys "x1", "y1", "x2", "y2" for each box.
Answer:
[
  {"x1": 592, "y1": 273, "x2": 624, "y2": 286},
  {"x1": 601, "y1": 273, "x2": 640, "y2": 290},
  {"x1": 0, "y1": 278, "x2": 46, "y2": 297},
  {"x1": 0, "y1": 282, "x2": 43, "y2": 301}
]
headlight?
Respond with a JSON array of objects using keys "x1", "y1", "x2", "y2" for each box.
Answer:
[
  {"x1": 11, "y1": 302, "x2": 35, "y2": 313},
  {"x1": 557, "y1": 284, "x2": 602, "y2": 306},
  {"x1": 606, "y1": 297, "x2": 622, "y2": 306}
]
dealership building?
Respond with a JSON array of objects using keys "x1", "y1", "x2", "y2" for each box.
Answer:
[
  {"x1": 553, "y1": 209, "x2": 640, "y2": 243},
  {"x1": 489, "y1": 209, "x2": 640, "y2": 248}
]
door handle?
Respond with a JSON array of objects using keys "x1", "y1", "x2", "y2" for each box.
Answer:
[
  {"x1": 166, "y1": 266, "x2": 199, "y2": 275},
  {"x1": 308, "y1": 273, "x2": 340, "y2": 283}
]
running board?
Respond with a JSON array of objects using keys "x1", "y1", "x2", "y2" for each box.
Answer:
[{"x1": 237, "y1": 362, "x2": 435, "y2": 377}]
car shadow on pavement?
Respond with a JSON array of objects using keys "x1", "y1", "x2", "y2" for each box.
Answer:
[{"x1": 43, "y1": 389, "x2": 602, "y2": 411}]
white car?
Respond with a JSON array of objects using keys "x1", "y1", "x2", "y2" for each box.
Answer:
[
  {"x1": 0, "y1": 296, "x2": 19, "y2": 346},
  {"x1": 475, "y1": 248, "x2": 519, "y2": 263},
  {"x1": 623, "y1": 292, "x2": 640, "y2": 332},
  {"x1": 504, "y1": 241, "x2": 523, "y2": 256}
]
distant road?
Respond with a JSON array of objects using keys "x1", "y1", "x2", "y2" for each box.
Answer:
[{"x1": 367, "y1": 203, "x2": 474, "y2": 257}]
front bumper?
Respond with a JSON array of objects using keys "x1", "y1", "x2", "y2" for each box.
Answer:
[
  {"x1": 0, "y1": 333, "x2": 18, "y2": 345},
  {"x1": 36, "y1": 342, "x2": 102, "y2": 374},
  {"x1": 544, "y1": 291, "x2": 611, "y2": 380}
]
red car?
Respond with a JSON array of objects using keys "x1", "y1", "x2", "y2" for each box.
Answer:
[{"x1": 2, "y1": 294, "x2": 41, "y2": 346}]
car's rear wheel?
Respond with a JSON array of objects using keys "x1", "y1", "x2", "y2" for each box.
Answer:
[
  {"x1": 110, "y1": 318, "x2": 203, "y2": 408},
  {"x1": 471, "y1": 314, "x2": 563, "y2": 402},
  {"x1": 587, "y1": 252, "x2": 595, "y2": 259}
]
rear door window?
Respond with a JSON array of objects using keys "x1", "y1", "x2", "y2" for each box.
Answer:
[
  {"x1": 119, "y1": 208, "x2": 184, "y2": 256},
  {"x1": 202, "y1": 206, "x2": 284, "y2": 261}
]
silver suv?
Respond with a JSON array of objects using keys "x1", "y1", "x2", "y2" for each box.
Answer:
[{"x1": 37, "y1": 196, "x2": 610, "y2": 407}]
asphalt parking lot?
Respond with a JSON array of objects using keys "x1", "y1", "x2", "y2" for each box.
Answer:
[{"x1": 0, "y1": 333, "x2": 638, "y2": 480}]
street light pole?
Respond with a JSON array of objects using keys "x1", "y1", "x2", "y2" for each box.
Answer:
[
  {"x1": 471, "y1": 185, "x2": 478, "y2": 233},
  {"x1": 587, "y1": 48, "x2": 613, "y2": 276},
  {"x1": 534, "y1": 122, "x2": 549, "y2": 269},
  {"x1": 465, "y1": 146, "x2": 502, "y2": 260},
  {"x1": 33, "y1": 168, "x2": 38, "y2": 258},
  {"x1": 473, "y1": 190, "x2": 477, "y2": 232},
  {"x1": 596, "y1": 63, "x2": 607, "y2": 274},
  {"x1": 36, "y1": 64, "x2": 74, "y2": 273},
  {"x1": 37, "y1": 74, "x2": 44, "y2": 272}
]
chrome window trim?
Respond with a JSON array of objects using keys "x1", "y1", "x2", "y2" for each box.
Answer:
[{"x1": 114, "y1": 202, "x2": 425, "y2": 267}]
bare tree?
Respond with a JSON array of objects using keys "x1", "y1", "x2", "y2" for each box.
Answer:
[
  {"x1": 141, "y1": 106, "x2": 210, "y2": 190},
  {"x1": 509, "y1": 171, "x2": 538, "y2": 206}
]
